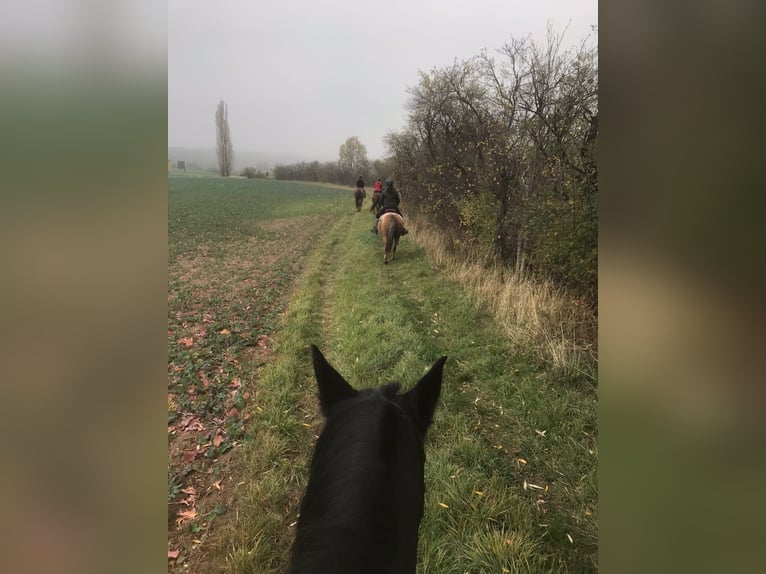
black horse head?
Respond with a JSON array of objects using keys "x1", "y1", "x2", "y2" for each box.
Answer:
[{"x1": 287, "y1": 345, "x2": 447, "y2": 574}]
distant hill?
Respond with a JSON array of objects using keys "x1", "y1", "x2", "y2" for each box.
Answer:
[{"x1": 168, "y1": 147, "x2": 311, "y2": 171}]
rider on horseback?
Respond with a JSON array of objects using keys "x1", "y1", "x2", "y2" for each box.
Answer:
[
  {"x1": 371, "y1": 178, "x2": 409, "y2": 235},
  {"x1": 370, "y1": 178, "x2": 383, "y2": 214}
]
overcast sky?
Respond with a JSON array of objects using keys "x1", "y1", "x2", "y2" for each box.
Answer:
[{"x1": 169, "y1": 0, "x2": 597, "y2": 161}]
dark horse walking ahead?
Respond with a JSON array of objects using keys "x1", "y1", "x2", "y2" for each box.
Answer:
[
  {"x1": 287, "y1": 345, "x2": 448, "y2": 574},
  {"x1": 353, "y1": 188, "x2": 366, "y2": 212}
]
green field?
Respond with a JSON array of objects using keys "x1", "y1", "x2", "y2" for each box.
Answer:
[{"x1": 168, "y1": 175, "x2": 597, "y2": 573}]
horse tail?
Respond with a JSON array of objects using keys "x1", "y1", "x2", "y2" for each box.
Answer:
[{"x1": 387, "y1": 214, "x2": 398, "y2": 246}]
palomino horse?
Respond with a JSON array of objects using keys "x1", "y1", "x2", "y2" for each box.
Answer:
[
  {"x1": 378, "y1": 211, "x2": 404, "y2": 264},
  {"x1": 287, "y1": 345, "x2": 447, "y2": 574},
  {"x1": 354, "y1": 188, "x2": 365, "y2": 212}
]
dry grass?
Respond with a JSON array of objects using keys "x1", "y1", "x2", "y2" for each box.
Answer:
[{"x1": 407, "y1": 217, "x2": 597, "y2": 375}]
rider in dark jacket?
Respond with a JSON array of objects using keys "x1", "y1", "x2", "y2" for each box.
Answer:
[{"x1": 372, "y1": 178, "x2": 409, "y2": 235}]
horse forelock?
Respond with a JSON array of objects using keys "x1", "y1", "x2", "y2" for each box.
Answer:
[
  {"x1": 319, "y1": 384, "x2": 409, "y2": 458},
  {"x1": 380, "y1": 382, "x2": 401, "y2": 399},
  {"x1": 296, "y1": 388, "x2": 423, "y2": 520}
]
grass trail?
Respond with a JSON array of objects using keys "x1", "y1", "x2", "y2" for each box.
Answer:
[{"x1": 211, "y1": 203, "x2": 597, "y2": 573}]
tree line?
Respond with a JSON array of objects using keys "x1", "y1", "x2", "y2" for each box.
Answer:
[
  {"x1": 273, "y1": 136, "x2": 393, "y2": 185},
  {"x1": 388, "y1": 29, "x2": 597, "y2": 303}
]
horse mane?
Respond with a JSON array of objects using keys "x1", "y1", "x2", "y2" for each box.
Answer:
[{"x1": 288, "y1": 384, "x2": 423, "y2": 574}]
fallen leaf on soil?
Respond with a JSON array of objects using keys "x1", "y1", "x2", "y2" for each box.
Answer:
[
  {"x1": 181, "y1": 486, "x2": 196, "y2": 495},
  {"x1": 179, "y1": 337, "x2": 193, "y2": 348},
  {"x1": 213, "y1": 433, "x2": 224, "y2": 447},
  {"x1": 168, "y1": 550, "x2": 180, "y2": 560},
  {"x1": 229, "y1": 378, "x2": 241, "y2": 388},
  {"x1": 225, "y1": 407, "x2": 239, "y2": 418},
  {"x1": 213, "y1": 480, "x2": 222, "y2": 490},
  {"x1": 182, "y1": 450, "x2": 199, "y2": 464},
  {"x1": 220, "y1": 329, "x2": 231, "y2": 335},
  {"x1": 175, "y1": 508, "x2": 197, "y2": 524}
]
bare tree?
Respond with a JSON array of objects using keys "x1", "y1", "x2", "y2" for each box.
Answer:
[
  {"x1": 338, "y1": 136, "x2": 369, "y2": 181},
  {"x1": 387, "y1": 28, "x2": 598, "y2": 300},
  {"x1": 215, "y1": 100, "x2": 234, "y2": 177}
]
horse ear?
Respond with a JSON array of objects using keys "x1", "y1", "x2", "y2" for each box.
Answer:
[
  {"x1": 404, "y1": 356, "x2": 447, "y2": 435},
  {"x1": 310, "y1": 345, "x2": 356, "y2": 416}
]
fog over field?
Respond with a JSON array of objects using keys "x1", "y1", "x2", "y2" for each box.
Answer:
[{"x1": 169, "y1": 0, "x2": 597, "y2": 162}]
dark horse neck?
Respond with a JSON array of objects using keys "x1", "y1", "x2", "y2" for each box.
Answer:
[{"x1": 288, "y1": 392, "x2": 425, "y2": 574}]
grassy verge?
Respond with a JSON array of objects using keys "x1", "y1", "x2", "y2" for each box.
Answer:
[
  {"x1": 203, "y1": 201, "x2": 597, "y2": 572},
  {"x1": 405, "y1": 216, "x2": 597, "y2": 377}
]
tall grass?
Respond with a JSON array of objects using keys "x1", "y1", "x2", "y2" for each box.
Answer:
[{"x1": 407, "y1": 217, "x2": 597, "y2": 378}]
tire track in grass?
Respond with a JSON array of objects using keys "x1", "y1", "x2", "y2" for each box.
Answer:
[{"x1": 205, "y1": 214, "x2": 358, "y2": 574}]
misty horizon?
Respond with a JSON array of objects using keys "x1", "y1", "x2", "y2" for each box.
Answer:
[
  {"x1": 169, "y1": 0, "x2": 597, "y2": 163},
  {"x1": 167, "y1": 145, "x2": 340, "y2": 172}
]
